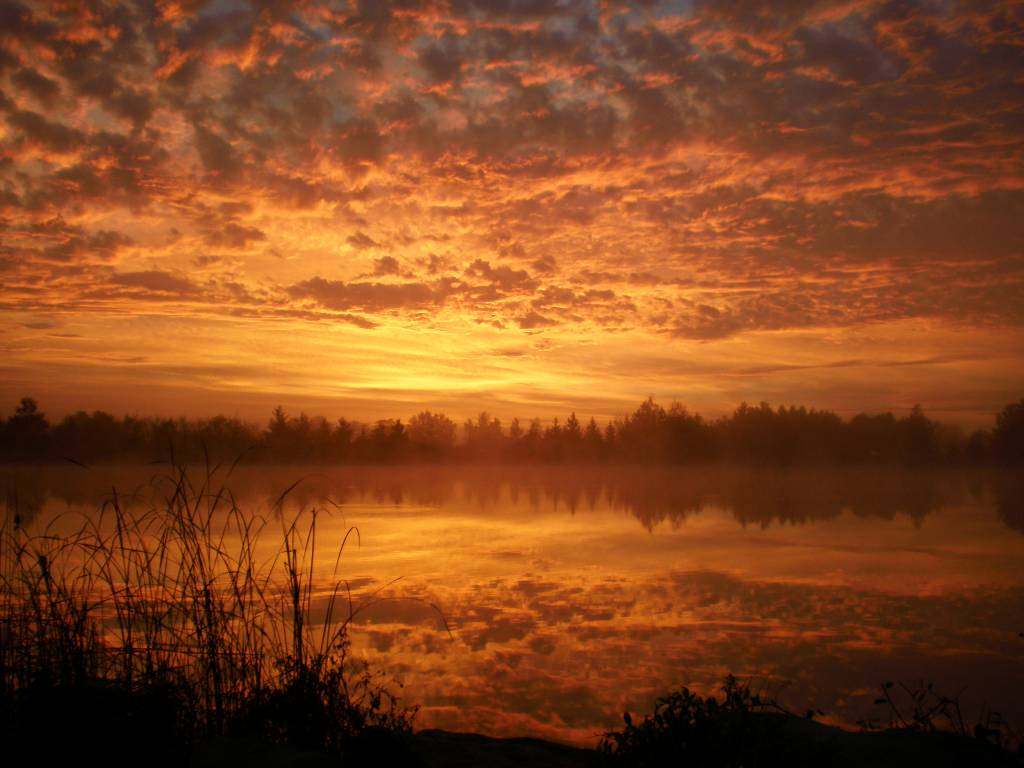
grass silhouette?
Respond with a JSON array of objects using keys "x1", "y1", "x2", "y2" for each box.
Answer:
[{"x1": 0, "y1": 462, "x2": 417, "y2": 766}]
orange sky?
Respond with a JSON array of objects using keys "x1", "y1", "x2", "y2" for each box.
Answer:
[{"x1": 1, "y1": 0, "x2": 1022, "y2": 426}]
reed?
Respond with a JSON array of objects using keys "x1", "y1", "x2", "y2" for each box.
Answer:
[{"x1": 0, "y1": 462, "x2": 415, "y2": 763}]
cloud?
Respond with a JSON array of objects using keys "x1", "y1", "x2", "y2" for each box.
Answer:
[
  {"x1": 288, "y1": 277, "x2": 450, "y2": 311},
  {"x1": 330, "y1": 118, "x2": 384, "y2": 173},
  {"x1": 372, "y1": 256, "x2": 400, "y2": 276},
  {"x1": 348, "y1": 231, "x2": 380, "y2": 250},
  {"x1": 0, "y1": 0, "x2": 1022, "y2": 420},
  {"x1": 532, "y1": 255, "x2": 557, "y2": 274},
  {"x1": 203, "y1": 222, "x2": 266, "y2": 249},
  {"x1": 5, "y1": 109, "x2": 86, "y2": 152},
  {"x1": 39, "y1": 230, "x2": 134, "y2": 263},
  {"x1": 193, "y1": 125, "x2": 243, "y2": 180},
  {"x1": 466, "y1": 259, "x2": 536, "y2": 292},
  {"x1": 110, "y1": 271, "x2": 199, "y2": 295},
  {"x1": 10, "y1": 67, "x2": 61, "y2": 105},
  {"x1": 418, "y1": 37, "x2": 463, "y2": 85},
  {"x1": 517, "y1": 310, "x2": 555, "y2": 329}
]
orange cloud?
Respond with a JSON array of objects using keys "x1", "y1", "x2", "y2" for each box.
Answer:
[{"x1": 0, "y1": 0, "x2": 1021, "y2": 422}]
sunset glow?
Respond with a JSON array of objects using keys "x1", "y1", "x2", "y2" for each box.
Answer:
[{"x1": 1, "y1": 1, "x2": 1022, "y2": 422}]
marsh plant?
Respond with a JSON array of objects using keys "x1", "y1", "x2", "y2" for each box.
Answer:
[
  {"x1": 860, "y1": 679, "x2": 1019, "y2": 752},
  {"x1": 598, "y1": 676, "x2": 811, "y2": 767},
  {"x1": 0, "y1": 463, "x2": 416, "y2": 765},
  {"x1": 600, "y1": 676, "x2": 1022, "y2": 768}
]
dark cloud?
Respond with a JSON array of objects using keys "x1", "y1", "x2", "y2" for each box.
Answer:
[
  {"x1": 110, "y1": 270, "x2": 199, "y2": 295},
  {"x1": 795, "y1": 22, "x2": 903, "y2": 85},
  {"x1": 40, "y1": 230, "x2": 133, "y2": 263},
  {"x1": 193, "y1": 125, "x2": 243, "y2": 179},
  {"x1": 10, "y1": 67, "x2": 60, "y2": 105},
  {"x1": 288, "y1": 277, "x2": 451, "y2": 311},
  {"x1": 330, "y1": 118, "x2": 384, "y2": 173},
  {"x1": 348, "y1": 231, "x2": 380, "y2": 250},
  {"x1": 466, "y1": 259, "x2": 536, "y2": 292},
  {"x1": 418, "y1": 36, "x2": 463, "y2": 84},
  {"x1": 373, "y1": 256, "x2": 401, "y2": 276},
  {"x1": 532, "y1": 255, "x2": 557, "y2": 274},
  {"x1": 517, "y1": 310, "x2": 555, "y2": 329},
  {"x1": 5, "y1": 109, "x2": 85, "y2": 152},
  {"x1": 203, "y1": 222, "x2": 266, "y2": 249}
]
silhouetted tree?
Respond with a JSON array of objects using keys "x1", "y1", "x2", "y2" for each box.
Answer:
[
  {"x1": 992, "y1": 399, "x2": 1024, "y2": 465},
  {"x1": 543, "y1": 418, "x2": 564, "y2": 462},
  {"x1": 407, "y1": 411, "x2": 457, "y2": 460},
  {"x1": 1, "y1": 398, "x2": 49, "y2": 459},
  {"x1": 844, "y1": 412, "x2": 899, "y2": 462},
  {"x1": 583, "y1": 417, "x2": 604, "y2": 461},
  {"x1": 463, "y1": 412, "x2": 504, "y2": 461},
  {"x1": 898, "y1": 405, "x2": 941, "y2": 465},
  {"x1": 266, "y1": 406, "x2": 292, "y2": 459},
  {"x1": 522, "y1": 418, "x2": 543, "y2": 461},
  {"x1": 2, "y1": 395, "x2": 1022, "y2": 467},
  {"x1": 360, "y1": 419, "x2": 408, "y2": 462},
  {"x1": 965, "y1": 429, "x2": 992, "y2": 463},
  {"x1": 564, "y1": 412, "x2": 582, "y2": 454}
]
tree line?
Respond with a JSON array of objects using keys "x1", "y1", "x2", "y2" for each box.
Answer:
[{"x1": 0, "y1": 396, "x2": 1022, "y2": 466}]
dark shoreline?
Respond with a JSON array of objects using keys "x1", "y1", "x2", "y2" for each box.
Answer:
[{"x1": 190, "y1": 721, "x2": 1020, "y2": 768}]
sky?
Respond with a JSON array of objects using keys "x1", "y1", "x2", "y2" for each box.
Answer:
[{"x1": 1, "y1": 0, "x2": 1022, "y2": 426}]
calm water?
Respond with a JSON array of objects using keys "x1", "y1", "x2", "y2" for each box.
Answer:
[{"x1": 4, "y1": 465, "x2": 1024, "y2": 744}]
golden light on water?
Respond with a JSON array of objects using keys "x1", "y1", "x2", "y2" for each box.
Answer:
[{"x1": 12, "y1": 465, "x2": 1024, "y2": 745}]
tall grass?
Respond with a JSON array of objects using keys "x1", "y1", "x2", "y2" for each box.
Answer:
[{"x1": 0, "y1": 463, "x2": 416, "y2": 763}]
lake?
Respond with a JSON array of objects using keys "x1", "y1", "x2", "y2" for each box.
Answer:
[{"x1": 3, "y1": 464, "x2": 1023, "y2": 745}]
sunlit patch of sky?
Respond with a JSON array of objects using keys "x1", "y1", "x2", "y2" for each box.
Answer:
[{"x1": 0, "y1": 0, "x2": 1021, "y2": 423}]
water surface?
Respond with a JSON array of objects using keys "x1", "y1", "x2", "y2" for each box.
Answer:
[{"x1": 5, "y1": 465, "x2": 1023, "y2": 745}]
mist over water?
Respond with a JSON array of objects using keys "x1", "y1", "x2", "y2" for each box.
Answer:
[{"x1": 4, "y1": 465, "x2": 1024, "y2": 745}]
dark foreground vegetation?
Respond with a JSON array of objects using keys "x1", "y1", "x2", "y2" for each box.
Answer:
[
  {"x1": 2, "y1": 396, "x2": 1023, "y2": 466},
  {"x1": 2, "y1": 466, "x2": 1022, "y2": 766},
  {"x1": 597, "y1": 677, "x2": 1022, "y2": 768},
  {"x1": 0, "y1": 465, "x2": 419, "y2": 767}
]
